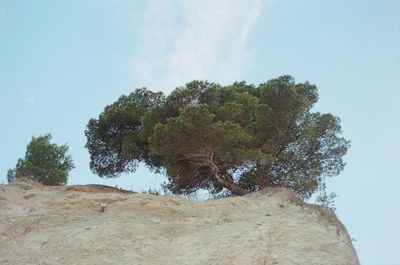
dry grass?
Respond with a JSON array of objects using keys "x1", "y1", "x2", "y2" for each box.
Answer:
[
  {"x1": 13, "y1": 176, "x2": 45, "y2": 190},
  {"x1": 64, "y1": 184, "x2": 135, "y2": 194}
]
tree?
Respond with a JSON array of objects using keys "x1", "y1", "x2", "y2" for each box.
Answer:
[
  {"x1": 7, "y1": 134, "x2": 74, "y2": 185},
  {"x1": 85, "y1": 76, "x2": 350, "y2": 199},
  {"x1": 85, "y1": 88, "x2": 164, "y2": 177}
]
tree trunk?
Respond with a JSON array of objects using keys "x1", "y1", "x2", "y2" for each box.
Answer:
[
  {"x1": 212, "y1": 173, "x2": 251, "y2": 196},
  {"x1": 207, "y1": 153, "x2": 250, "y2": 196}
]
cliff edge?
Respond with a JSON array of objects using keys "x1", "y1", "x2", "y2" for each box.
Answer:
[{"x1": 0, "y1": 179, "x2": 359, "y2": 265}]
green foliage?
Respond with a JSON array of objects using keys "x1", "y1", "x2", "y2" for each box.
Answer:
[
  {"x1": 7, "y1": 134, "x2": 74, "y2": 185},
  {"x1": 85, "y1": 88, "x2": 164, "y2": 177},
  {"x1": 85, "y1": 76, "x2": 350, "y2": 199},
  {"x1": 316, "y1": 183, "x2": 338, "y2": 213},
  {"x1": 142, "y1": 188, "x2": 161, "y2": 195}
]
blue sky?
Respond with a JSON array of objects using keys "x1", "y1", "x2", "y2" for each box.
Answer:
[{"x1": 0, "y1": 0, "x2": 399, "y2": 264}]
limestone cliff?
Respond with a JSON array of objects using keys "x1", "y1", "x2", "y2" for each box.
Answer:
[{"x1": 0, "y1": 179, "x2": 359, "y2": 265}]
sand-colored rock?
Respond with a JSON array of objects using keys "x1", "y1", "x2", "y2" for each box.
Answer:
[{"x1": 0, "y1": 179, "x2": 359, "y2": 265}]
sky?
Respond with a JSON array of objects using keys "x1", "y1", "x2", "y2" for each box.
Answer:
[{"x1": 0, "y1": 0, "x2": 399, "y2": 264}]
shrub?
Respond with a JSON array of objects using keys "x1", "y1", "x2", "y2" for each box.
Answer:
[{"x1": 7, "y1": 134, "x2": 74, "y2": 185}]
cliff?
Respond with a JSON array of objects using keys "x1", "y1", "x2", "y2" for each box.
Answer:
[{"x1": 0, "y1": 179, "x2": 359, "y2": 265}]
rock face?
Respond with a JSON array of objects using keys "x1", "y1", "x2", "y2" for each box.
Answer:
[{"x1": 0, "y1": 179, "x2": 359, "y2": 265}]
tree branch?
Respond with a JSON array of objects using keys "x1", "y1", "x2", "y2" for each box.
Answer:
[{"x1": 209, "y1": 152, "x2": 250, "y2": 196}]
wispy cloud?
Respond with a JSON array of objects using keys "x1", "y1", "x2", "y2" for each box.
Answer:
[{"x1": 128, "y1": 0, "x2": 263, "y2": 91}]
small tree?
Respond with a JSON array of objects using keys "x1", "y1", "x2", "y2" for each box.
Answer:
[{"x1": 7, "y1": 134, "x2": 74, "y2": 185}]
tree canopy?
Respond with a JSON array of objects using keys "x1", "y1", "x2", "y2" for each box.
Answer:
[
  {"x1": 7, "y1": 134, "x2": 74, "y2": 185},
  {"x1": 85, "y1": 76, "x2": 349, "y2": 199}
]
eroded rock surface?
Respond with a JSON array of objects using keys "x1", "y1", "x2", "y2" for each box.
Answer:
[{"x1": 0, "y1": 180, "x2": 359, "y2": 265}]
